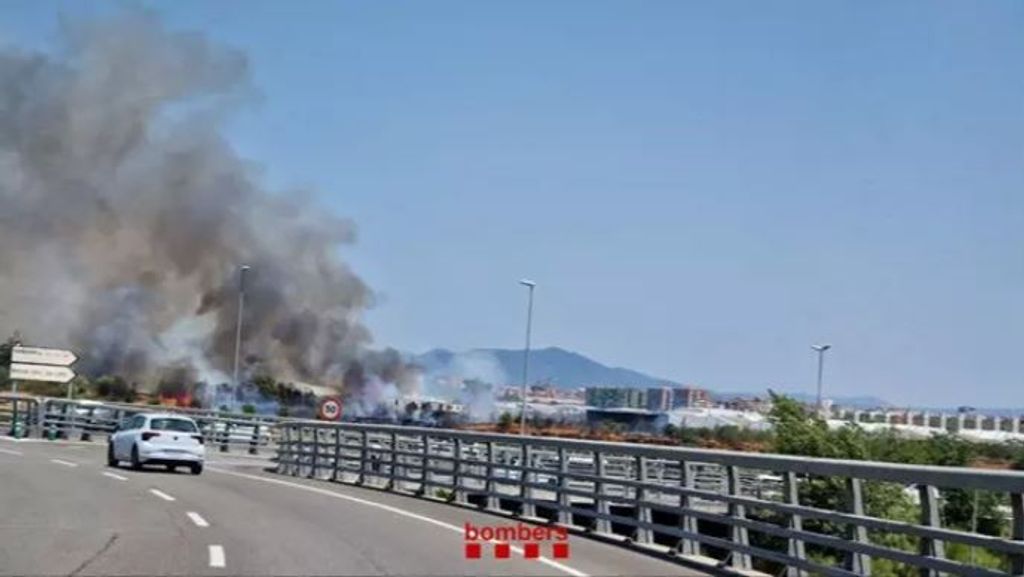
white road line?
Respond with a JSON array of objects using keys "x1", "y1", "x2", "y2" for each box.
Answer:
[
  {"x1": 210, "y1": 468, "x2": 587, "y2": 577},
  {"x1": 0, "y1": 447, "x2": 23, "y2": 456},
  {"x1": 103, "y1": 472, "x2": 128, "y2": 481},
  {"x1": 187, "y1": 512, "x2": 209, "y2": 528},
  {"x1": 50, "y1": 459, "x2": 78, "y2": 467},
  {"x1": 149, "y1": 488, "x2": 176, "y2": 502},
  {"x1": 208, "y1": 545, "x2": 226, "y2": 568}
]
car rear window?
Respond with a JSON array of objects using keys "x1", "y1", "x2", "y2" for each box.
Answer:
[{"x1": 149, "y1": 418, "x2": 198, "y2": 433}]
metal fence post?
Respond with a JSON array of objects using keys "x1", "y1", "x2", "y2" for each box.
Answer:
[
  {"x1": 9, "y1": 397, "x2": 19, "y2": 438},
  {"x1": 219, "y1": 422, "x2": 231, "y2": 453},
  {"x1": 249, "y1": 424, "x2": 260, "y2": 455},
  {"x1": 485, "y1": 441, "x2": 500, "y2": 511},
  {"x1": 557, "y1": 446, "x2": 572, "y2": 526},
  {"x1": 309, "y1": 427, "x2": 321, "y2": 479},
  {"x1": 356, "y1": 431, "x2": 368, "y2": 486},
  {"x1": 278, "y1": 425, "x2": 289, "y2": 474},
  {"x1": 331, "y1": 427, "x2": 341, "y2": 482},
  {"x1": 520, "y1": 443, "x2": 536, "y2": 519},
  {"x1": 635, "y1": 455, "x2": 653, "y2": 544},
  {"x1": 386, "y1": 432, "x2": 397, "y2": 491},
  {"x1": 677, "y1": 460, "x2": 699, "y2": 556},
  {"x1": 727, "y1": 465, "x2": 752, "y2": 570},
  {"x1": 917, "y1": 484, "x2": 945, "y2": 577},
  {"x1": 594, "y1": 451, "x2": 612, "y2": 535},
  {"x1": 784, "y1": 471, "x2": 806, "y2": 577},
  {"x1": 1011, "y1": 492, "x2": 1024, "y2": 576},
  {"x1": 453, "y1": 438, "x2": 467, "y2": 504},
  {"x1": 845, "y1": 478, "x2": 872, "y2": 575},
  {"x1": 419, "y1": 433, "x2": 430, "y2": 497}
]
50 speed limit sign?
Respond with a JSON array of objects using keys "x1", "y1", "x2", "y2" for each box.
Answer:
[{"x1": 318, "y1": 397, "x2": 343, "y2": 421}]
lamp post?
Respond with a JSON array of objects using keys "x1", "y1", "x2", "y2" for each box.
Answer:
[
  {"x1": 812, "y1": 344, "x2": 831, "y2": 415},
  {"x1": 518, "y1": 279, "x2": 536, "y2": 435},
  {"x1": 232, "y1": 265, "x2": 251, "y2": 401}
]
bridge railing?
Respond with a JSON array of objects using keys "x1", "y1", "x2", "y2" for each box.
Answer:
[
  {"x1": 0, "y1": 395, "x2": 279, "y2": 454},
  {"x1": 274, "y1": 420, "x2": 1024, "y2": 577}
]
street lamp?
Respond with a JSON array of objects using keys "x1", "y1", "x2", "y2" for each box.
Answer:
[
  {"x1": 232, "y1": 265, "x2": 251, "y2": 401},
  {"x1": 518, "y1": 279, "x2": 536, "y2": 435},
  {"x1": 812, "y1": 344, "x2": 831, "y2": 415}
]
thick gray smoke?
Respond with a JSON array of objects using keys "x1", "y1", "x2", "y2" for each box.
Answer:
[{"x1": 0, "y1": 10, "x2": 419, "y2": 400}]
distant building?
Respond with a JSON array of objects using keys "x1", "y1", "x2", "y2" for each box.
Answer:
[
  {"x1": 586, "y1": 387, "x2": 648, "y2": 409},
  {"x1": 723, "y1": 397, "x2": 773, "y2": 414},
  {"x1": 672, "y1": 387, "x2": 711, "y2": 409},
  {"x1": 646, "y1": 387, "x2": 673, "y2": 412}
]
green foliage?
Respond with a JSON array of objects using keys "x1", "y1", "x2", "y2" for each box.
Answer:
[
  {"x1": 251, "y1": 374, "x2": 277, "y2": 398},
  {"x1": 241, "y1": 404, "x2": 256, "y2": 415},
  {"x1": 496, "y1": 411, "x2": 514, "y2": 432},
  {"x1": 92, "y1": 375, "x2": 135, "y2": 402},
  {"x1": 766, "y1": 393, "x2": 1011, "y2": 575}
]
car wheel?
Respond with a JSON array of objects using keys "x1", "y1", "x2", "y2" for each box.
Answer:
[
  {"x1": 166, "y1": 464, "x2": 176, "y2": 472},
  {"x1": 130, "y1": 444, "x2": 142, "y2": 470},
  {"x1": 107, "y1": 443, "x2": 117, "y2": 467},
  {"x1": 190, "y1": 463, "x2": 203, "y2": 475}
]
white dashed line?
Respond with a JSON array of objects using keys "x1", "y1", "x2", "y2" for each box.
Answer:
[
  {"x1": 149, "y1": 488, "x2": 176, "y2": 502},
  {"x1": 187, "y1": 512, "x2": 209, "y2": 527},
  {"x1": 210, "y1": 468, "x2": 586, "y2": 577},
  {"x1": 208, "y1": 545, "x2": 225, "y2": 568},
  {"x1": 103, "y1": 472, "x2": 128, "y2": 481},
  {"x1": 0, "y1": 447, "x2": 23, "y2": 456},
  {"x1": 50, "y1": 459, "x2": 78, "y2": 467}
]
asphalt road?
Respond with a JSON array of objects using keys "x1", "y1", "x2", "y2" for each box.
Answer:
[{"x1": 0, "y1": 438, "x2": 708, "y2": 576}]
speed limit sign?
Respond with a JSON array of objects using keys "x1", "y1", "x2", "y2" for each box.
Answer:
[{"x1": 318, "y1": 397, "x2": 343, "y2": 421}]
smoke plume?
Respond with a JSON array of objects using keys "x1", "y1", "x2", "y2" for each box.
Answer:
[{"x1": 0, "y1": 10, "x2": 418, "y2": 399}]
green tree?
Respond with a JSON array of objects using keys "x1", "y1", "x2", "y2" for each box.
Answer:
[{"x1": 496, "y1": 412, "x2": 514, "y2": 432}]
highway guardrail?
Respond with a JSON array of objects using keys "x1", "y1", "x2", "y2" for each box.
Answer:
[
  {"x1": 0, "y1": 395, "x2": 279, "y2": 454},
  {"x1": 274, "y1": 420, "x2": 1024, "y2": 577}
]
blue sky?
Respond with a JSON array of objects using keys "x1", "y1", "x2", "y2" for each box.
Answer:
[{"x1": 3, "y1": 1, "x2": 1022, "y2": 406}]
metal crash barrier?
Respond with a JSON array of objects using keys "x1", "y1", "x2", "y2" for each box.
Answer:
[
  {"x1": 0, "y1": 395, "x2": 278, "y2": 454},
  {"x1": 0, "y1": 394, "x2": 41, "y2": 438},
  {"x1": 275, "y1": 420, "x2": 1024, "y2": 577}
]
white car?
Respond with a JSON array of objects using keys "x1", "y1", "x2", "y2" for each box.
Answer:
[{"x1": 108, "y1": 413, "x2": 205, "y2": 474}]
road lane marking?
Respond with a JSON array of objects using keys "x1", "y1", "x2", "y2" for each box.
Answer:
[
  {"x1": 0, "y1": 447, "x2": 23, "y2": 456},
  {"x1": 187, "y1": 512, "x2": 209, "y2": 528},
  {"x1": 210, "y1": 468, "x2": 587, "y2": 577},
  {"x1": 50, "y1": 459, "x2": 78, "y2": 467},
  {"x1": 103, "y1": 472, "x2": 128, "y2": 481},
  {"x1": 208, "y1": 545, "x2": 225, "y2": 568},
  {"x1": 149, "y1": 489, "x2": 176, "y2": 502}
]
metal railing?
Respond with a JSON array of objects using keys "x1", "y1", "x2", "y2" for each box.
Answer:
[
  {"x1": 275, "y1": 420, "x2": 1024, "y2": 577},
  {"x1": 0, "y1": 395, "x2": 279, "y2": 454}
]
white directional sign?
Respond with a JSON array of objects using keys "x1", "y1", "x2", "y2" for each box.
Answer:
[
  {"x1": 12, "y1": 346, "x2": 77, "y2": 367},
  {"x1": 9, "y1": 363, "x2": 76, "y2": 384}
]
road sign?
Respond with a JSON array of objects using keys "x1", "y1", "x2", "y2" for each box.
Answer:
[
  {"x1": 12, "y1": 346, "x2": 77, "y2": 367},
  {"x1": 9, "y1": 363, "x2": 76, "y2": 384},
  {"x1": 318, "y1": 397, "x2": 343, "y2": 421}
]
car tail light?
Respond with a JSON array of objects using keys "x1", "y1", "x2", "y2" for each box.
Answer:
[
  {"x1": 141, "y1": 431, "x2": 160, "y2": 441},
  {"x1": 193, "y1": 435, "x2": 204, "y2": 445}
]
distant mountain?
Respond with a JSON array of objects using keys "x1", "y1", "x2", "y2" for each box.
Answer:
[{"x1": 411, "y1": 347, "x2": 681, "y2": 389}]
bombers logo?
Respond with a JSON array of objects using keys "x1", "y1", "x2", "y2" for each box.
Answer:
[{"x1": 463, "y1": 522, "x2": 570, "y2": 560}]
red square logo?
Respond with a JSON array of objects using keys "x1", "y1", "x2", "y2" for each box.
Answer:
[
  {"x1": 552, "y1": 543, "x2": 570, "y2": 559},
  {"x1": 494, "y1": 543, "x2": 511, "y2": 559},
  {"x1": 524, "y1": 543, "x2": 540, "y2": 559},
  {"x1": 465, "y1": 543, "x2": 481, "y2": 559}
]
